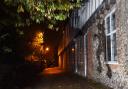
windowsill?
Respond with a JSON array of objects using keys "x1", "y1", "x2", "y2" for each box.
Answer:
[{"x1": 105, "y1": 61, "x2": 118, "y2": 64}]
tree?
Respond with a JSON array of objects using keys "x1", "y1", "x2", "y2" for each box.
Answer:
[{"x1": 2, "y1": 0, "x2": 81, "y2": 29}]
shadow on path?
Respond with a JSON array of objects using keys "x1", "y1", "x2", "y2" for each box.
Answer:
[{"x1": 23, "y1": 67, "x2": 112, "y2": 89}]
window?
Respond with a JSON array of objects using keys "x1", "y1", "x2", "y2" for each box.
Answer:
[{"x1": 105, "y1": 8, "x2": 117, "y2": 63}]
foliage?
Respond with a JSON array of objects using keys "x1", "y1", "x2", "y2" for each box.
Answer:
[
  {"x1": 25, "y1": 31, "x2": 44, "y2": 62},
  {"x1": 3, "y1": 0, "x2": 81, "y2": 28}
]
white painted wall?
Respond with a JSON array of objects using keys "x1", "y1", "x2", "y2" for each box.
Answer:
[
  {"x1": 84, "y1": 34, "x2": 87, "y2": 77},
  {"x1": 73, "y1": 0, "x2": 104, "y2": 29}
]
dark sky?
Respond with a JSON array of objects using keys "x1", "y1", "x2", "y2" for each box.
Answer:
[{"x1": 44, "y1": 29, "x2": 62, "y2": 48}]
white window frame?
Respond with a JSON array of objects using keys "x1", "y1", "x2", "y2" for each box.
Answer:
[{"x1": 105, "y1": 7, "x2": 118, "y2": 64}]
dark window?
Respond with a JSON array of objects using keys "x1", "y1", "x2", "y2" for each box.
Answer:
[
  {"x1": 105, "y1": 9, "x2": 117, "y2": 62},
  {"x1": 107, "y1": 17, "x2": 110, "y2": 34},
  {"x1": 113, "y1": 33, "x2": 117, "y2": 61},
  {"x1": 111, "y1": 13, "x2": 116, "y2": 31},
  {"x1": 107, "y1": 35, "x2": 111, "y2": 61}
]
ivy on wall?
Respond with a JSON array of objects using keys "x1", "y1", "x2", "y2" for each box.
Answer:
[{"x1": 95, "y1": 12, "x2": 112, "y2": 79}]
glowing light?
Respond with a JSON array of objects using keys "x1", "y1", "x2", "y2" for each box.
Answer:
[
  {"x1": 43, "y1": 67, "x2": 63, "y2": 74},
  {"x1": 26, "y1": 31, "x2": 44, "y2": 62},
  {"x1": 32, "y1": 32, "x2": 44, "y2": 52},
  {"x1": 72, "y1": 48, "x2": 75, "y2": 52},
  {"x1": 45, "y1": 47, "x2": 49, "y2": 51}
]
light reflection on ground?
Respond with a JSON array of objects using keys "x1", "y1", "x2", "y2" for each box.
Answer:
[{"x1": 43, "y1": 67, "x2": 64, "y2": 75}]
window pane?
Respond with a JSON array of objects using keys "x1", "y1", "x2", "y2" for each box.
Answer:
[
  {"x1": 107, "y1": 36, "x2": 111, "y2": 61},
  {"x1": 107, "y1": 17, "x2": 110, "y2": 34},
  {"x1": 111, "y1": 13, "x2": 116, "y2": 31},
  {"x1": 112, "y1": 33, "x2": 117, "y2": 61}
]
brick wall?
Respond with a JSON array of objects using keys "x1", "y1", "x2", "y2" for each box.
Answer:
[{"x1": 86, "y1": 31, "x2": 93, "y2": 79}]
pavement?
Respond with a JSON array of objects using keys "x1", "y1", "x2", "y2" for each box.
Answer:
[{"x1": 23, "y1": 67, "x2": 112, "y2": 89}]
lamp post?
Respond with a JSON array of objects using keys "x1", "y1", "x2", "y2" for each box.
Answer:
[{"x1": 42, "y1": 47, "x2": 50, "y2": 68}]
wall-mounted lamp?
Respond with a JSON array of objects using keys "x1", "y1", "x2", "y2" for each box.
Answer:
[{"x1": 72, "y1": 48, "x2": 75, "y2": 52}]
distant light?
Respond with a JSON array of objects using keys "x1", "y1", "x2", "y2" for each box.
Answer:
[
  {"x1": 72, "y1": 48, "x2": 75, "y2": 52},
  {"x1": 45, "y1": 47, "x2": 49, "y2": 51}
]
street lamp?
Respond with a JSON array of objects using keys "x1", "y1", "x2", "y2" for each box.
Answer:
[{"x1": 45, "y1": 47, "x2": 49, "y2": 52}]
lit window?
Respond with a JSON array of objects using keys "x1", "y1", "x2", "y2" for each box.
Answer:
[{"x1": 105, "y1": 8, "x2": 117, "y2": 63}]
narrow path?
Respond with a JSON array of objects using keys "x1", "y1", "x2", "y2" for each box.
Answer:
[{"x1": 24, "y1": 67, "x2": 111, "y2": 89}]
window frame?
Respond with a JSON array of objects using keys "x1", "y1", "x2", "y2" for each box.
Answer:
[{"x1": 105, "y1": 7, "x2": 118, "y2": 64}]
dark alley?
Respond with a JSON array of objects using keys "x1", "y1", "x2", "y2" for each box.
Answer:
[{"x1": 1, "y1": 0, "x2": 128, "y2": 89}]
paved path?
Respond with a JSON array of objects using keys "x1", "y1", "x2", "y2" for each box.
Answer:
[{"x1": 24, "y1": 67, "x2": 112, "y2": 89}]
